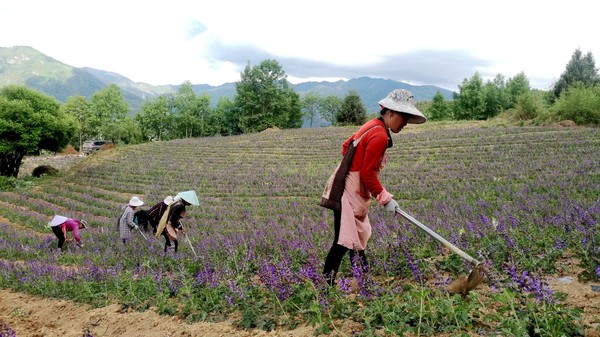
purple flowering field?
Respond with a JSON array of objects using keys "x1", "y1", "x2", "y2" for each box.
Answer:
[{"x1": 0, "y1": 123, "x2": 598, "y2": 336}]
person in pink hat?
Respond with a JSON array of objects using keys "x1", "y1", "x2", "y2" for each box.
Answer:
[
  {"x1": 321, "y1": 89, "x2": 426, "y2": 287},
  {"x1": 48, "y1": 215, "x2": 88, "y2": 250}
]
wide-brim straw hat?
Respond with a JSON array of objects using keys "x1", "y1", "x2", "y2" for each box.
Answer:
[
  {"x1": 164, "y1": 195, "x2": 174, "y2": 205},
  {"x1": 129, "y1": 196, "x2": 144, "y2": 207},
  {"x1": 177, "y1": 190, "x2": 200, "y2": 206},
  {"x1": 378, "y1": 89, "x2": 427, "y2": 124},
  {"x1": 48, "y1": 215, "x2": 68, "y2": 227}
]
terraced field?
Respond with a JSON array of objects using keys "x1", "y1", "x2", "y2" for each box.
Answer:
[{"x1": 1, "y1": 122, "x2": 598, "y2": 336}]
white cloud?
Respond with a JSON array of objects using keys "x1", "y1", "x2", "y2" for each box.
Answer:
[{"x1": 1, "y1": 0, "x2": 599, "y2": 91}]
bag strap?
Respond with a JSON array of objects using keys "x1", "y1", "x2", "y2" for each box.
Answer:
[
  {"x1": 352, "y1": 125, "x2": 384, "y2": 147},
  {"x1": 118, "y1": 205, "x2": 129, "y2": 222}
]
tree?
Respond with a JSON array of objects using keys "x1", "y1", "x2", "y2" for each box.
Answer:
[
  {"x1": 506, "y1": 72, "x2": 531, "y2": 108},
  {"x1": 173, "y1": 82, "x2": 198, "y2": 138},
  {"x1": 61, "y1": 95, "x2": 93, "y2": 152},
  {"x1": 481, "y1": 75, "x2": 507, "y2": 119},
  {"x1": 89, "y1": 84, "x2": 129, "y2": 142},
  {"x1": 552, "y1": 49, "x2": 600, "y2": 99},
  {"x1": 336, "y1": 90, "x2": 367, "y2": 126},
  {"x1": 301, "y1": 92, "x2": 323, "y2": 127},
  {"x1": 453, "y1": 72, "x2": 486, "y2": 120},
  {"x1": 320, "y1": 95, "x2": 342, "y2": 125},
  {"x1": 213, "y1": 97, "x2": 241, "y2": 136},
  {"x1": 116, "y1": 117, "x2": 144, "y2": 145},
  {"x1": 278, "y1": 88, "x2": 302, "y2": 129},
  {"x1": 427, "y1": 91, "x2": 451, "y2": 120},
  {"x1": 234, "y1": 59, "x2": 302, "y2": 133},
  {"x1": 136, "y1": 94, "x2": 174, "y2": 141},
  {"x1": 0, "y1": 85, "x2": 76, "y2": 177}
]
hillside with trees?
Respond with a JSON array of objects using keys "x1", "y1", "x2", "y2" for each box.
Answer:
[
  {"x1": 1, "y1": 48, "x2": 599, "y2": 179},
  {"x1": 0, "y1": 46, "x2": 454, "y2": 114}
]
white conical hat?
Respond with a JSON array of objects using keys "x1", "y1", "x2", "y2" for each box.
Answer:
[
  {"x1": 177, "y1": 190, "x2": 200, "y2": 206},
  {"x1": 48, "y1": 215, "x2": 68, "y2": 227}
]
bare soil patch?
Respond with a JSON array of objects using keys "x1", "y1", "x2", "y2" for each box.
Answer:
[{"x1": 0, "y1": 289, "x2": 319, "y2": 337}]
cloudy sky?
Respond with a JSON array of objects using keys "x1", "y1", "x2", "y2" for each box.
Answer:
[{"x1": 1, "y1": 0, "x2": 598, "y2": 92}]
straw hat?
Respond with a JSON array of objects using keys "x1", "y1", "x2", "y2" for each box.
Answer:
[
  {"x1": 378, "y1": 89, "x2": 427, "y2": 124},
  {"x1": 48, "y1": 215, "x2": 68, "y2": 227},
  {"x1": 176, "y1": 190, "x2": 200, "y2": 206},
  {"x1": 163, "y1": 195, "x2": 174, "y2": 205},
  {"x1": 129, "y1": 196, "x2": 144, "y2": 207},
  {"x1": 81, "y1": 219, "x2": 89, "y2": 228}
]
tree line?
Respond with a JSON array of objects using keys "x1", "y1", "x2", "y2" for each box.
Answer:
[
  {"x1": 1, "y1": 49, "x2": 599, "y2": 178},
  {"x1": 421, "y1": 48, "x2": 600, "y2": 125}
]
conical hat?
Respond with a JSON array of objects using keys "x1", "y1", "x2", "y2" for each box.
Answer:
[
  {"x1": 48, "y1": 215, "x2": 68, "y2": 227},
  {"x1": 177, "y1": 190, "x2": 200, "y2": 206}
]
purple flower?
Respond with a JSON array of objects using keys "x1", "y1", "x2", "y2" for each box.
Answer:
[
  {"x1": 0, "y1": 321, "x2": 16, "y2": 337},
  {"x1": 502, "y1": 261, "x2": 555, "y2": 303},
  {"x1": 338, "y1": 277, "x2": 351, "y2": 294}
]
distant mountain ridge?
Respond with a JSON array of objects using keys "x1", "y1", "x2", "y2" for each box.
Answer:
[{"x1": 0, "y1": 45, "x2": 455, "y2": 114}]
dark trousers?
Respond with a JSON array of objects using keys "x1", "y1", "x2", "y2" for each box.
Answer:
[
  {"x1": 149, "y1": 219, "x2": 159, "y2": 234},
  {"x1": 162, "y1": 231, "x2": 178, "y2": 253},
  {"x1": 51, "y1": 226, "x2": 66, "y2": 249},
  {"x1": 323, "y1": 210, "x2": 369, "y2": 286}
]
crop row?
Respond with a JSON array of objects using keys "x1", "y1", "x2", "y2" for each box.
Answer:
[{"x1": 0, "y1": 124, "x2": 598, "y2": 335}]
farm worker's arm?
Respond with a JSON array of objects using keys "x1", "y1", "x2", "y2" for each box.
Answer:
[
  {"x1": 125, "y1": 207, "x2": 137, "y2": 229},
  {"x1": 61, "y1": 223, "x2": 68, "y2": 242},
  {"x1": 360, "y1": 133, "x2": 393, "y2": 205}
]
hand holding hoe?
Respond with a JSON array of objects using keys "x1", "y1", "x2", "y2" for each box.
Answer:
[{"x1": 395, "y1": 207, "x2": 484, "y2": 296}]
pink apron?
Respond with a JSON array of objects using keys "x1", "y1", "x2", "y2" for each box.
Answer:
[{"x1": 337, "y1": 171, "x2": 372, "y2": 250}]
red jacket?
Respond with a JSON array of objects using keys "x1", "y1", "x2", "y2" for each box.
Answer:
[{"x1": 342, "y1": 118, "x2": 391, "y2": 198}]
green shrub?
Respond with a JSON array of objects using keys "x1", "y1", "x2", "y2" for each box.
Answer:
[
  {"x1": 0, "y1": 176, "x2": 32, "y2": 191},
  {"x1": 514, "y1": 91, "x2": 547, "y2": 120},
  {"x1": 551, "y1": 84, "x2": 600, "y2": 125}
]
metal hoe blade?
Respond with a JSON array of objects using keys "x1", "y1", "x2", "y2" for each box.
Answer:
[{"x1": 395, "y1": 207, "x2": 484, "y2": 295}]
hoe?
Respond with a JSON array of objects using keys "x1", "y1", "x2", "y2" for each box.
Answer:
[{"x1": 395, "y1": 207, "x2": 485, "y2": 296}]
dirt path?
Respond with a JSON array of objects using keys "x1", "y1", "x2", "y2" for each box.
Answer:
[
  {"x1": 1, "y1": 275, "x2": 598, "y2": 337},
  {"x1": 0, "y1": 289, "x2": 318, "y2": 337}
]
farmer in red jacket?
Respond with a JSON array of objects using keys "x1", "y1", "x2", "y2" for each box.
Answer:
[
  {"x1": 322, "y1": 89, "x2": 427, "y2": 287},
  {"x1": 48, "y1": 215, "x2": 88, "y2": 250}
]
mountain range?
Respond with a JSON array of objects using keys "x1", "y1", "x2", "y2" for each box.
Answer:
[{"x1": 0, "y1": 45, "x2": 455, "y2": 114}]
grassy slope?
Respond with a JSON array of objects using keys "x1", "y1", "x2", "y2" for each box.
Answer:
[{"x1": 1, "y1": 121, "x2": 599, "y2": 335}]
